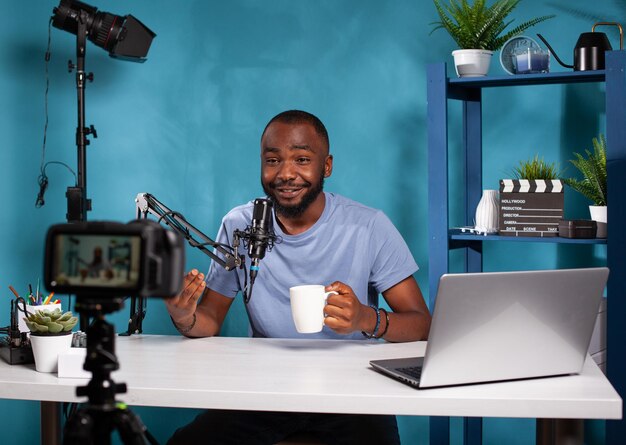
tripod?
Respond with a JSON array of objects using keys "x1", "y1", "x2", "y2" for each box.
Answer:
[{"x1": 63, "y1": 297, "x2": 158, "y2": 445}]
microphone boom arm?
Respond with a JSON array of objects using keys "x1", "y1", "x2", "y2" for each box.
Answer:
[
  {"x1": 135, "y1": 193, "x2": 243, "y2": 270},
  {"x1": 122, "y1": 192, "x2": 245, "y2": 336}
]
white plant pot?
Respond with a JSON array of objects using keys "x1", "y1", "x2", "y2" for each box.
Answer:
[
  {"x1": 452, "y1": 49, "x2": 493, "y2": 77},
  {"x1": 589, "y1": 205, "x2": 607, "y2": 238},
  {"x1": 30, "y1": 333, "x2": 73, "y2": 373},
  {"x1": 17, "y1": 304, "x2": 62, "y2": 334}
]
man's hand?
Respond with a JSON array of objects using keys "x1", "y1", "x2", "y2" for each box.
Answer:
[
  {"x1": 165, "y1": 269, "x2": 206, "y2": 325},
  {"x1": 323, "y1": 281, "x2": 370, "y2": 335}
]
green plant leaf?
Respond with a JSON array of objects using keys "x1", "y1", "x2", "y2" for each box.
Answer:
[
  {"x1": 511, "y1": 155, "x2": 561, "y2": 180},
  {"x1": 431, "y1": 0, "x2": 555, "y2": 50},
  {"x1": 61, "y1": 317, "x2": 78, "y2": 332},
  {"x1": 47, "y1": 322, "x2": 64, "y2": 334},
  {"x1": 564, "y1": 134, "x2": 607, "y2": 206},
  {"x1": 25, "y1": 308, "x2": 77, "y2": 335}
]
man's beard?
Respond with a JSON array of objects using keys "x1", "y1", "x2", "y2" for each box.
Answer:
[{"x1": 263, "y1": 172, "x2": 325, "y2": 218}]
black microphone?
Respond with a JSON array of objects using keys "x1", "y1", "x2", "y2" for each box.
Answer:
[
  {"x1": 248, "y1": 198, "x2": 274, "y2": 263},
  {"x1": 244, "y1": 198, "x2": 276, "y2": 303}
]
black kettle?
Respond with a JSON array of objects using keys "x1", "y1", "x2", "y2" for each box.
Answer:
[{"x1": 537, "y1": 22, "x2": 623, "y2": 71}]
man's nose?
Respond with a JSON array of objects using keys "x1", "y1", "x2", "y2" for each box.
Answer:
[{"x1": 277, "y1": 161, "x2": 297, "y2": 181}]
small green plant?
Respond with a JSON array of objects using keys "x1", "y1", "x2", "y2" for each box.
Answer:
[
  {"x1": 24, "y1": 308, "x2": 78, "y2": 334},
  {"x1": 431, "y1": 0, "x2": 555, "y2": 50},
  {"x1": 564, "y1": 134, "x2": 607, "y2": 206},
  {"x1": 511, "y1": 155, "x2": 562, "y2": 180}
]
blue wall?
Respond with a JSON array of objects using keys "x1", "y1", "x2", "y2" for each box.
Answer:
[{"x1": 0, "y1": 1, "x2": 620, "y2": 443}]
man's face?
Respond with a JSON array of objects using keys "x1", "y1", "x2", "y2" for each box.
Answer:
[{"x1": 261, "y1": 121, "x2": 332, "y2": 218}]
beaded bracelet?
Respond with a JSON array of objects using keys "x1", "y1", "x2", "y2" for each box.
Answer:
[
  {"x1": 171, "y1": 313, "x2": 196, "y2": 335},
  {"x1": 374, "y1": 308, "x2": 390, "y2": 339},
  {"x1": 361, "y1": 305, "x2": 380, "y2": 339}
]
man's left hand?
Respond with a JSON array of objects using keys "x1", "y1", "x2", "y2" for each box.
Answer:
[{"x1": 323, "y1": 281, "x2": 370, "y2": 334}]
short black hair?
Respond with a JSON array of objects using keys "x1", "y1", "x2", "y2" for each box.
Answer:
[{"x1": 261, "y1": 110, "x2": 329, "y2": 151}]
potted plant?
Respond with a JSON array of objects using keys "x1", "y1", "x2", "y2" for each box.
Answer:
[
  {"x1": 431, "y1": 0, "x2": 554, "y2": 77},
  {"x1": 24, "y1": 307, "x2": 78, "y2": 372},
  {"x1": 564, "y1": 134, "x2": 607, "y2": 237},
  {"x1": 509, "y1": 154, "x2": 562, "y2": 180},
  {"x1": 499, "y1": 155, "x2": 564, "y2": 237}
]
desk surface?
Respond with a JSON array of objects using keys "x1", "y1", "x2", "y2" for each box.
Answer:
[{"x1": 0, "y1": 335, "x2": 621, "y2": 419}]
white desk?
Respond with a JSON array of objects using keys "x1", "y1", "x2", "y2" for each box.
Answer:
[{"x1": 0, "y1": 335, "x2": 621, "y2": 443}]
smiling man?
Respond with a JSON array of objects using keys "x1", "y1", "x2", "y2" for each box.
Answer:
[
  {"x1": 165, "y1": 110, "x2": 431, "y2": 445},
  {"x1": 260, "y1": 113, "x2": 330, "y2": 225}
]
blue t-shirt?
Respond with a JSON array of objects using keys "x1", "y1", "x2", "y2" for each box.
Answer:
[{"x1": 205, "y1": 192, "x2": 419, "y2": 339}]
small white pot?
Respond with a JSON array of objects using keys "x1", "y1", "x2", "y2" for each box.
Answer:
[
  {"x1": 30, "y1": 333, "x2": 73, "y2": 373},
  {"x1": 589, "y1": 205, "x2": 607, "y2": 238},
  {"x1": 452, "y1": 49, "x2": 493, "y2": 77}
]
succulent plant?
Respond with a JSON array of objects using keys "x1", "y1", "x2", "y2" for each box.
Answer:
[{"x1": 24, "y1": 308, "x2": 78, "y2": 334}]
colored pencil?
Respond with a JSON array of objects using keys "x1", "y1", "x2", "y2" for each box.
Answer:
[{"x1": 8, "y1": 286, "x2": 20, "y2": 299}]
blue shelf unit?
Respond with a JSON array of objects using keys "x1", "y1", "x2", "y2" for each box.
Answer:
[{"x1": 427, "y1": 51, "x2": 626, "y2": 445}]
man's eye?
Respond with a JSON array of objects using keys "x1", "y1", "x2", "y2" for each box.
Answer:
[
  {"x1": 296, "y1": 157, "x2": 310, "y2": 164},
  {"x1": 265, "y1": 158, "x2": 279, "y2": 165}
]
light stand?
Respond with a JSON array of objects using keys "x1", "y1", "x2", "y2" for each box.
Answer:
[
  {"x1": 67, "y1": 11, "x2": 96, "y2": 334},
  {"x1": 63, "y1": 297, "x2": 157, "y2": 445},
  {"x1": 51, "y1": 0, "x2": 156, "y2": 221},
  {"x1": 66, "y1": 10, "x2": 96, "y2": 223}
]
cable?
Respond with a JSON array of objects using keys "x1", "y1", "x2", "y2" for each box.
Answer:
[
  {"x1": 35, "y1": 18, "x2": 78, "y2": 208},
  {"x1": 157, "y1": 210, "x2": 190, "y2": 235},
  {"x1": 36, "y1": 18, "x2": 53, "y2": 208},
  {"x1": 40, "y1": 18, "x2": 52, "y2": 178},
  {"x1": 36, "y1": 161, "x2": 78, "y2": 208}
]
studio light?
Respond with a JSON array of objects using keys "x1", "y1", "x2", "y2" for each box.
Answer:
[
  {"x1": 52, "y1": 0, "x2": 155, "y2": 62},
  {"x1": 44, "y1": 1, "x2": 156, "y2": 222}
]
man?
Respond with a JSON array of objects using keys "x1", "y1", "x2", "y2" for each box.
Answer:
[
  {"x1": 80, "y1": 246, "x2": 113, "y2": 281},
  {"x1": 166, "y1": 110, "x2": 431, "y2": 444}
]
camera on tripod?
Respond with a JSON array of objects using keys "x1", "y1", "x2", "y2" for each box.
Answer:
[
  {"x1": 44, "y1": 219, "x2": 184, "y2": 300},
  {"x1": 43, "y1": 220, "x2": 184, "y2": 445}
]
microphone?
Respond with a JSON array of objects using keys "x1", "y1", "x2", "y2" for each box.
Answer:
[
  {"x1": 248, "y1": 198, "x2": 274, "y2": 262},
  {"x1": 244, "y1": 198, "x2": 276, "y2": 303}
]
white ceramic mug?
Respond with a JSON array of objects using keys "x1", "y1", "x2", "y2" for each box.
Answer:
[{"x1": 289, "y1": 285, "x2": 337, "y2": 333}]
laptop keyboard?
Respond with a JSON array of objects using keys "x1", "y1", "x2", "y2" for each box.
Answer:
[{"x1": 397, "y1": 366, "x2": 423, "y2": 379}]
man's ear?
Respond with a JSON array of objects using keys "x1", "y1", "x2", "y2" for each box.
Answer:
[{"x1": 324, "y1": 155, "x2": 333, "y2": 178}]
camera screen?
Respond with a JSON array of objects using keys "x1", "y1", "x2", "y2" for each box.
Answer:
[{"x1": 49, "y1": 234, "x2": 142, "y2": 290}]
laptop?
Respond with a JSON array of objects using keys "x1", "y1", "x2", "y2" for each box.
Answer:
[{"x1": 370, "y1": 267, "x2": 609, "y2": 389}]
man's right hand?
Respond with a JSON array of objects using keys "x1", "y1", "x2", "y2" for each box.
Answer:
[{"x1": 165, "y1": 269, "x2": 206, "y2": 325}]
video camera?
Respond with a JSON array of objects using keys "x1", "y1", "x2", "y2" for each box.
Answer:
[{"x1": 44, "y1": 220, "x2": 184, "y2": 298}]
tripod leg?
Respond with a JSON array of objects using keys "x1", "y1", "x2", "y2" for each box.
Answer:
[
  {"x1": 63, "y1": 409, "x2": 96, "y2": 445},
  {"x1": 113, "y1": 405, "x2": 158, "y2": 445}
]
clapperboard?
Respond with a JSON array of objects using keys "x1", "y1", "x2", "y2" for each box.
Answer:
[{"x1": 499, "y1": 179, "x2": 564, "y2": 237}]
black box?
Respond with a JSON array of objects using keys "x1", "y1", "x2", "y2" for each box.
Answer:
[
  {"x1": 0, "y1": 343, "x2": 34, "y2": 365},
  {"x1": 558, "y1": 219, "x2": 597, "y2": 239}
]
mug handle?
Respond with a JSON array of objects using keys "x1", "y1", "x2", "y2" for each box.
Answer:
[{"x1": 324, "y1": 291, "x2": 338, "y2": 302}]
